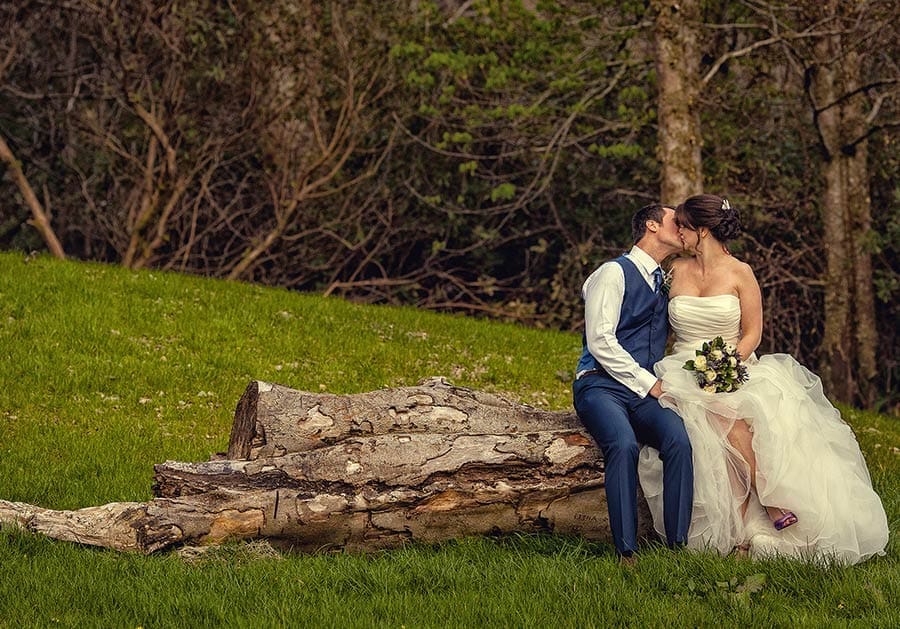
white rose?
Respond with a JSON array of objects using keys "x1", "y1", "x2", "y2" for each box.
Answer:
[
  {"x1": 705, "y1": 370, "x2": 718, "y2": 382},
  {"x1": 711, "y1": 349, "x2": 724, "y2": 360},
  {"x1": 703, "y1": 384, "x2": 718, "y2": 394},
  {"x1": 693, "y1": 355, "x2": 708, "y2": 370},
  {"x1": 725, "y1": 344, "x2": 736, "y2": 354},
  {"x1": 729, "y1": 357, "x2": 737, "y2": 368}
]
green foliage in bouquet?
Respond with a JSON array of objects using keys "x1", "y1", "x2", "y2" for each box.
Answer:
[{"x1": 683, "y1": 336, "x2": 749, "y2": 393}]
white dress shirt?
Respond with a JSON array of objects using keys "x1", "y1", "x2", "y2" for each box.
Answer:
[{"x1": 579, "y1": 245, "x2": 661, "y2": 398}]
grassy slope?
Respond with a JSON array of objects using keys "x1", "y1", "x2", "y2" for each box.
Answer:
[{"x1": 0, "y1": 252, "x2": 897, "y2": 628}]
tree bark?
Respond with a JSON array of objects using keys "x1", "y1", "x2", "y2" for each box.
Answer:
[
  {"x1": 0, "y1": 378, "x2": 654, "y2": 553},
  {"x1": 225, "y1": 377, "x2": 582, "y2": 459},
  {"x1": 809, "y1": 13, "x2": 877, "y2": 405},
  {"x1": 651, "y1": 0, "x2": 704, "y2": 204}
]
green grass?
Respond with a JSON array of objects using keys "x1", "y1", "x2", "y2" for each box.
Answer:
[{"x1": 0, "y1": 251, "x2": 897, "y2": 628}]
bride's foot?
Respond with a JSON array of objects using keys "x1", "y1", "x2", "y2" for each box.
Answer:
[{"x1": 766, "y1": 507, "x2": 798, "y2": 531}]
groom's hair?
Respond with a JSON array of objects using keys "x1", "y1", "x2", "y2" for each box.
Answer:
[{"x1": 631, "y1": 203, "x2": 665, "y2": 244}]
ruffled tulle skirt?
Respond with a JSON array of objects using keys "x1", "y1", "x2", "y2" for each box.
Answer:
[{"x1": 638, "y1": 351, "x2": 889, "y2": 565}]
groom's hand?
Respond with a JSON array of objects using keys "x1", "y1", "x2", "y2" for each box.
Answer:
[{"x1": 649, "y1": 380, "x2": 664, "y2": 399}]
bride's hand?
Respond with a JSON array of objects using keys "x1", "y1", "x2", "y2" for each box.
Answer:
[{"x1": 649, "y1": 380, "x2": 665, "y2": 399}]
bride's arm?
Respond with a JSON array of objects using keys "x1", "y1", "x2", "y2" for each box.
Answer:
[{"x1": 736, "y1": 262, "x2": 763, "y2": 360}]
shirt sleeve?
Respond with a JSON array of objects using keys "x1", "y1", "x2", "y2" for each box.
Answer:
[{"x1": 582, "y1": 262, "x2": 659, "y2": 398}]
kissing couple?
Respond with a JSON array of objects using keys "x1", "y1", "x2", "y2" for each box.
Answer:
[{"x1": 572, "y1": 195, "x2": 889, "y2": 565}]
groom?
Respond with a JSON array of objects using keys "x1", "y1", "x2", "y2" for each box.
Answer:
[{"x1": 572, "y1": 203, "x2": 692, "y2": 560}]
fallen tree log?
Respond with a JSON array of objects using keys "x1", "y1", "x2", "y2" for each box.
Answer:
[
  {"x1": 0, "y1": 377, "x2": 654, "y2": 553},
  {"x1": 1, "y1": 482, "x2": 614, "y2": 554},
  {"x1": 154, "y1": 431, "x2": 603, "y2": 497},
  {"x1": 226, "y1": 377, "x2": 583, "y2": 459}
]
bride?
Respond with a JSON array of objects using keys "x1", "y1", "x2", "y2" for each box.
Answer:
[{"x1": 638, "y1": 194, "x2": 889, "y2": 564}]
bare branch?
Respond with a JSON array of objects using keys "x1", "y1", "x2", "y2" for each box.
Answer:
[
  {"x1": 132, "y1": 101, "x2": 177, "y2": 175},
  {"x1": 445, "y1": 0, "x2": 475, "y2": 26},
  {"x1": 701, "y1": 29, "x2": 845, "y2": 86},
  {"x1": 0, "y1": 36, "x2": 19, "y2": 84},
  {"x1": 0, "y1": 133, "x2": 65, "y2": 258},
  {"x1": 841, "y1": 121, "x2": 900, "y2": 154},
  {"x1": 815, "y1": 78, "x2": 899, "y2": 116}
]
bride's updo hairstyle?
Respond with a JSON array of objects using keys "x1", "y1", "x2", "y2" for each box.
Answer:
[{"x1": 675, "y1": 194, "x2": 742, "y2": 243}]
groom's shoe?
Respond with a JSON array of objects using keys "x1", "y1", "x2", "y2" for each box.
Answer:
[
  {"x1": 731, "y1": 543, "x2": 751, "y2": 559},
  {"x1": 619, "y1": 554, "x2": 637, "y2": 567}
]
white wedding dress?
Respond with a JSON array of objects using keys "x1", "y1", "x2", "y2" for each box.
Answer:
[{"x1": 638, "y1": 294, "x2": 889, "y2": 564}]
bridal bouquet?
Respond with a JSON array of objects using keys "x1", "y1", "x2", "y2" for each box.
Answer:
[{"x1": 683, "y1": 336, "x2": 749, "y2": 393}]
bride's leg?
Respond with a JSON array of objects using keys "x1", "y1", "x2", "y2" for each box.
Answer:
[
  {"x1": 722, "y1": 419, "x2": 755, "y2": 516},
  {"x1": 726, "y1": 420, "x2": 796, "y2": 526}
]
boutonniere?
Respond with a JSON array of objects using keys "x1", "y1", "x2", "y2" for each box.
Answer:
[{"x1": 661, "y1": 268, "x2": 673, "y2": 295}]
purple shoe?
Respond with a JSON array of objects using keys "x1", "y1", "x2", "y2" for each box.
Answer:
[{"x1": 773, "y1": 511, "x2": 798, "y2": 531}]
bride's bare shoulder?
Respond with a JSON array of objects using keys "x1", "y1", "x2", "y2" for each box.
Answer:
[
  {"x1": 727, "y1": 257, "x2": 759, "y2": 291},
  {"x1": 729, "y1": 256, "x2": 756, "y2": 276}
]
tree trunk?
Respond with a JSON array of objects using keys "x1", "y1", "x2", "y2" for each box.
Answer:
[
  {"x1": 651, "y1": 0, "x2": 704, "y2": 204},
  {"x1": 0, "y1": 378, "x2": 654, "y2": 553},
  {"x1": 810, "y1": 22, "x2": 877, "y2": 405}
]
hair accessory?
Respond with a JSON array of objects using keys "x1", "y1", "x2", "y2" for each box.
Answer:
[{"x1": 721, "y1": 198, "x2": 731, "y2": 211}]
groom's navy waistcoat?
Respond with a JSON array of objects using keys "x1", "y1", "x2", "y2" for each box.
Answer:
[{"x1": 576, "y1": 254, "x2": 668, "y2": 377}]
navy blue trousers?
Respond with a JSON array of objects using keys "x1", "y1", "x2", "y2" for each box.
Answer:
[{"x1": 573, "y1": 373, "x2": 693, "y2": 556}]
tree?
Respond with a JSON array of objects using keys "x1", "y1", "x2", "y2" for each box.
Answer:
[
  {"x1": 221, "y1": 1, "x2": 398, "y2": 282},
  {"x1": 744, "y1": 0, "x2": 900, "y2": 405},
  {"x1": 800, "y1": 2, "x2": 897, "y2": 405},
  {"x1": 650, "y1": 0, "x2": 704, "y2": 202}
]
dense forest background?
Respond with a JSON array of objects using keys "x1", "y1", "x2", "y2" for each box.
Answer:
[{"x1": 1, "y1": 1, "x2": 897, "y2": 411}]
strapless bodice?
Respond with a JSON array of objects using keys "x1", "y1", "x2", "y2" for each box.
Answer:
[{"x1": 669, "y1": 294, "x2": 741, "y2": 353}]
